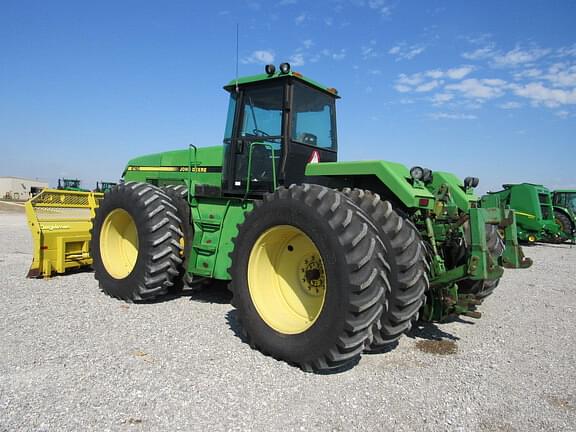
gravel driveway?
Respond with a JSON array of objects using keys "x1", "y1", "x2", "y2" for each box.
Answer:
[{"x1": 1, "y1": 210, "x2": 575, "y2": 431}]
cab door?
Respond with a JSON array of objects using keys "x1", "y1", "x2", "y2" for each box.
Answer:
[{"x1": 224, "y1": 84, "x2": 284, "y2": 196}]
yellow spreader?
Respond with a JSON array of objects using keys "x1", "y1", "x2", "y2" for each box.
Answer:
[{"x1": 25, "y1": 189, "x2": 103, "y2": 278}]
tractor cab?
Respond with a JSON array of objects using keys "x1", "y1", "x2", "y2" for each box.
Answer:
[
  {"x1": 553, "y1": 190, "x2": 576, "y2": 214},
  {"x1": 221, "y1": 63, "x2": 339, "y2": 196},
  {"x1": 57, "y1": 178, "x2": 86, "y2": 191}
]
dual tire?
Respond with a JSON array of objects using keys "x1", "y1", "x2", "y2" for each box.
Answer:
[{"x1": 230, "y1": 184, "x2": 389, "y2": 372}]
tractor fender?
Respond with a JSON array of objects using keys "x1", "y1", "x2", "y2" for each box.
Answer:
[{"x1": 304, "y1": 160, "x2": 434, "y2": 209}]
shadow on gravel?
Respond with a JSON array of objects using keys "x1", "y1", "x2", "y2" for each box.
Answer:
[
  {"x1": 187, "y1": 280, "x2": 232, "y2": 304},
  {"x1": 135, "y1": 280, "x2": 232, "y2": 305},
  {"x1": 407, "y1": 321, "x2": 462, "y2": 341}
]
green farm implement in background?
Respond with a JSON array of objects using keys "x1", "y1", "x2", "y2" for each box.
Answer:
[
  {"x1": 29, "y1": 64, "x2": 532, "y2": 372},
  {"x1": 57, "y1": 178, "x2": 89, "y2": 192},
  {"x1": 482, "y1": 183, "x2": 572, "y2": 244},
  {"x1": 94, "y1": 181, "x2": 118, "y2": 193}
]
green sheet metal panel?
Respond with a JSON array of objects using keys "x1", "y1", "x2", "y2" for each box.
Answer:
[{"x1": 304, "y1": 160, "x2": 434, "y2": 209}]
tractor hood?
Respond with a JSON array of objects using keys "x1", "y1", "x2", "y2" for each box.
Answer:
[{"x1": 123, "y1": 146, "x2": 224, "y2": 177}]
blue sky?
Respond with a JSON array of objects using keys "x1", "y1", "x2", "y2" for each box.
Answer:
[{"x1": 1, "y1": 0, "x2": 575, "y2": 193}]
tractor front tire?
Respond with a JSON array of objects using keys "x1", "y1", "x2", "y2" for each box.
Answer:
[
  {"x1": 554, "y1": 210, "x2": 574, "y2": 242},
  {"x1": 91, "y1": 182, "x2": 183, "y2": 302},
  {"x1": 230, "y1": 184, "x2": 388, "y2": 372},
  {"x1": 342, "y1": 188, "x2": 428, "y2": 349}
]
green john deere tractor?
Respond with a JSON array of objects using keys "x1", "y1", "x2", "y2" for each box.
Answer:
[
  {"x1": 552, "y1": 189, "x2": 576, "y2": 241},
  {"x1": 57, "y1": 178, "x2": 89, "y2": 192},
  {"x1": 482, "y1": 183, "x2": 566, "y2": 244},
  {"x1": 94, "y1": 181, "x2": 118, "y2": 193},
  {"x1": 91, "y1": 63, "x2": 531, "y2": 372}
]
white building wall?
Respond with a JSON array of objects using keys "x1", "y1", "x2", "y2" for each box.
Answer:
[{"x1": 0, "y1": 177, "x2": 49, "y2": 200}]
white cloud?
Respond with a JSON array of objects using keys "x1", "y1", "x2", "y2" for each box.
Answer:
[
  {"x1": 388, "y1": 43, "x2": 426, "y2": 61},
  {"x1": 556, "y1": 44, "x2": 576, "y2": 58},
  {"x1": 464, "y1": 33, "x2": 493, "y2": 46},
  {"x1": 462, "y1": 46, "x2": 495, "y2": 61},
  {"x1": 512, "y1": 82, "x2": 576, "y2": 107},
  {"x1": 426, "y1": 69, "x2": 444, "y2": 79},
  {"x1": 367, "y1": 0, "x2": 392, "y2": 16},
  {"x1": 513, "y1": 68, "x2": 543, "y2": 80},
  {"x1": 492, "y1": 47, "x2": 550, "y2": 67},
  {"x1": 555, "y1": 110, "x2": 571, "y2": 118},
  {"x1": 324, "y1": 17, "x2": 333, "y2": 26},
  {"x1": 302, "y1": 39, "x2": 313, "y2": 49},
  {"x1": 446, "y1": 66, "x2": 474, "y2": 80},
  {"x1": 295, "y1": 13, "x2": 307, "y2": 25},
  {"x1": 462, "y1": 45, "x2": 549, "y2": 68},
  {"x1": 500, "y1": 101, "x2": 522, "y2": 109},
  {"x1": 320, "y1": 48, "x2": 347, "y2": 61},
  {"x1": 330, "y1": 49, "x2": 346, "y2": 60},
  {"x1": 429, "y1": 112, "x2": 478, "y2": 120},
  {"x1": 397, "y1": 73, "x2": 424, "y2": 86},
  {"x1": 394, "y1": 84, "x2": 412, "y2": 93},
  {"x1": 242, "y1": 50, "x2": 275, "y2": 64},
  {"x1": 277, "y1": 0, "x2": 297, "y2": 5},
  {"x1": 289, "y1": 53, "x2": 305, "y2": 67},
  {"x1": 415, "y1": 80, "x2": 441, "y2": 92},
  {"x1": 432, "y1": 93, "x2": 454, "y2": 104},
  {"x1": 361, "y1": 45, "x2": 378, "y2": 60},
  {"x1": 544, "y1": 63, "x2": 576, "y2": 87},
  {"x1": 445, "y1": 78, "x2": 507, "y2": 99}
]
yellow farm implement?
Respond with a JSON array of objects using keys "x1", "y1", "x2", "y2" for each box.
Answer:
[{"x1": 25, "y1": 189, "x2": 103, "y2": 278}]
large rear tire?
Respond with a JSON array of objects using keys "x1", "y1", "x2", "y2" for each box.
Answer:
[
  {"x1": 91, "y1": 182, "x2": 183, "y2": 301},
  {"x1": 230, "y1": 184, "x2": 388, "y2": 372},
  {"x1": 342, "y1": 188, "x2": 428, "y2": 349}
]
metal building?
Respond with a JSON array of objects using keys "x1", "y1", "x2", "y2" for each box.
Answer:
[{"x1": 0, "y1": 176, "x2": 49, "y2": 200}]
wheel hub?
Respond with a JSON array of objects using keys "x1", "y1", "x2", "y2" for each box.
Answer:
[{"x1": 299, "y1": 255, "x2": 325, "y2": 297}]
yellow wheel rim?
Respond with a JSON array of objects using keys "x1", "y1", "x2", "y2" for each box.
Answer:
[
  {"x1": 528, "y1": 234, "x2": 537, "y2": 243},
  {"x1": 248, "y1": 225, "x2": 326, "y2": 335},
  {"x1": 100, "y1": 209, "x2": 139, "y2": 279}
]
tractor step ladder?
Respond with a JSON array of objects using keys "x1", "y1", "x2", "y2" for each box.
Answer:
[
  {"x1": 189, "y1": 200, "x2": 230, "y2": 277},
  {"x1": 25, "y1": 189, "x2": 103, "y2": 278}
]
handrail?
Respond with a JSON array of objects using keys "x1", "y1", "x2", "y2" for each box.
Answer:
[
  {"x1": 188, "y1": 144, "x2": 198, "y2": 205},
  {"x1": 243, "y1": 142, "x2": 277, "y2": 199}
]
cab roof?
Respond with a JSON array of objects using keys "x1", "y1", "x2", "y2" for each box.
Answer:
[{"x1": 224, "y1": 70, "x2": 340, "y2": 98}]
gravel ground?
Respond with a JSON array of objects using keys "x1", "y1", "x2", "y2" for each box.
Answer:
[{"x1": 1, "y1": 210, "x2": 575, "y2": 432}]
